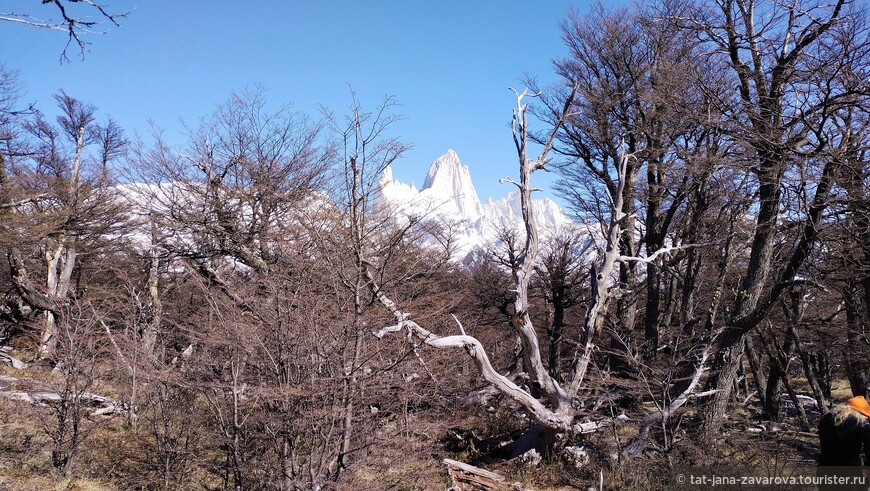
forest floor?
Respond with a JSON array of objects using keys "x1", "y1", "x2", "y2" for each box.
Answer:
[{"x1": 0, "y1": 361, "x2": 844, "y2": 490}]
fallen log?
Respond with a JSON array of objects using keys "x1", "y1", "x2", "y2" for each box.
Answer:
[
  {"x1": 0, "y1": 374, "x2": 125, "y2": 417},
  {"x1": 0, "y1": 389, "x2": 125, "y2": 416},
  {"x1": 0, "y1": 350, "x2": 27, "y2": 370},
  {"x1": 444, "y1": 458, "x2": 507, "y2": 491}
]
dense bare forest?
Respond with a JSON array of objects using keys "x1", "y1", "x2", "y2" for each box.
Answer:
[{"x1": 1, "y1": 0, "x2": 869, "y2": 489}]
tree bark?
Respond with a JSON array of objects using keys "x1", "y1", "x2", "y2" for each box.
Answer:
[
  {"x1": 142, "y1": 215, "x2": 162, "y2": 353},
  {"x1": 844, "y1": 280, "x2": 868, "y2": 397}
]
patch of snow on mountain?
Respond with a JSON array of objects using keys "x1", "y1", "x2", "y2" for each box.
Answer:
[
  {"x1": 377, "y1": 165, "x2": 421, "y2": 215},
  {"x1": 481, "y1": 190, "x2": 573, "y2": 237}
]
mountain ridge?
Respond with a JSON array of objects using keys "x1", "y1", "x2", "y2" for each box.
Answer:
[{"x1": 375, "y1": 150, "x2": 574, "y2": 261}]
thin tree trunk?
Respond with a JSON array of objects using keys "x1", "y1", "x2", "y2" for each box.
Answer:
[
  {"x1": 844, "y1": 280, "x2": 868, "y2": 397},
  {"x1": 743, "y1": 335, "x2": 767, "y2": 408},
  {"x1": 548, "y1": 300, "x2": 565, "y2": 381},
  {"x1": 336, "y1": 324, "x2": 363, "y2": 477},
  {"x1": 794, "y1": 330, "x2": 828, "y2": 411},
  {"x1": 143, "y1": 215, "x2": 162, "y2": 353},
  {"x1": 643, "y1": 260, "x2": 661, "y2": 362}
]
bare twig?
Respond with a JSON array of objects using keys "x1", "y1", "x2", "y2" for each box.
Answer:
[{"x1": 1, "y1": 1, "x2": 129, "y2": 62}]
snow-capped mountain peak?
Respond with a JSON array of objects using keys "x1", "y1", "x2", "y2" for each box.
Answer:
[
  {"x1": 419, "y1": 149, "x2": 484, "y2": 220},
  {"x1": 376, "y1": 150, "x2": 483, "y2": 221},
  {"x1": 421, "y1": 149, "x2": 460, "y2": 189},
  {"x1": 375, "y1": 150, "x2": 574, "y2": 261},
  {"x1": 379, "y1": 164, "x2": 394, "y2": 186}
]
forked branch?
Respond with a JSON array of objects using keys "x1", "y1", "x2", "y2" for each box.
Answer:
[{"x1": 367, "y1": 264, "x2": 573, "y2": 431}]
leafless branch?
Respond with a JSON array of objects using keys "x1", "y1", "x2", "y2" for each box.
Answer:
[
  {"x1": 617, "y1": 241, "x2": 722, "y2": 264},
  {"x1": 0, "y1": 192, "x2": 48, "y2": 209},
  {"x1": 1, "y1": 1, "x2": 129, "y2": 62},
  {"x1": 366, "y1": 263, "x2": 573, "y2": 432},
  {"x1": 624, "y1": 348, "x2": 711, "y2": 457}
]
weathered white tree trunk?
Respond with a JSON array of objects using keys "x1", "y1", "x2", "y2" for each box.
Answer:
[
  {"x1": 39, "y1": 126, "x2": 85, "y2": 358},
  {"x1": 444, "y1": 458, "x2": 508, "y2": 490},
  {"x1": 39, "y1": 236, "x2": 76, "y2": 357},
  {"x1": 567, "y1": 149, "x2": 630, "y2": 397},
  {"x1": 371, "y1": 90, "x2": 583, "y2": 434},
  {"x1": 142, "y1": 214, "x2": 162, "y2": 353},
  {"x1": 370, "y1": 91, "x2": 685, "y2": 444}
]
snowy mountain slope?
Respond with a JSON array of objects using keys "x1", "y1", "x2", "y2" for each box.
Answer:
[
  {"x1": 376, "y1": 149, "x2": 483, "y2": 221},
  {"x1": 374, "y1": 149, "x2": 578, "y2": 261},
  {"x1": 114, "y1": 150, "x2": 582, "y2": 265}
]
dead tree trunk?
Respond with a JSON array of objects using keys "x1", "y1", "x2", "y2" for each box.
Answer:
[
  {"x1": 444, "y1": 459, "x2": 508, "y2": 491},
  {"x1": 372, "y1": 88, "x2": 606, "y2": 437},
  {"x1": 142, "y1": 214, "x2": 162, "y2": 353},
  {"x1": 39, "y1": 125, "x2": 86, "y2": 359}
]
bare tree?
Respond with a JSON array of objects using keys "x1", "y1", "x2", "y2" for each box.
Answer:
[
  {"x1": 128, "y1": 87, "x2": 330, "y2": 314},
  {"x1": 123, "y1": 90, "x2": 448, "y2": 489},
  {"x1": 667, "y1": 0, "x2": 870, "y2": 434},
  {"x1": 548, "y1": 4, "x2": 730, "y2": 368},
  {"x1": 367, "y1": 88, "x2": 692, "y2": 454},
  {"x1": 0, "y1": 91, "x2": 128, "y2": 359},
  {"x1": 534, "y1": 230, "x2": 589, "y2": 381},
  {"x1": 33, "y1": 299, "x2": 114, "y2": 476}
]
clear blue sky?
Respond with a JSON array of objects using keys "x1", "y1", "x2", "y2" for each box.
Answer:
[{"x1": 1, "y1": 1, "x2": 613, "y2": 203}]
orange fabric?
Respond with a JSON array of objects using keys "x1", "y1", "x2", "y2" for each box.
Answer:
[{"x1": 845, "y1": 396, "x2": 870, "y2": 418}]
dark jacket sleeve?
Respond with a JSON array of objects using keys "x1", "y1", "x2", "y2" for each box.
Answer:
[{"x1": 818, "y1": 412, "x2": 836, "y2": 466}]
